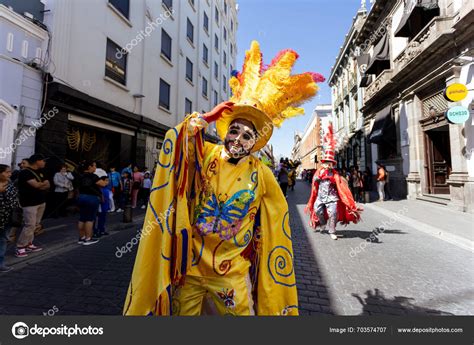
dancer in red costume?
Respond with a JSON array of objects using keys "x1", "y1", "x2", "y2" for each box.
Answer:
[{"x1": 305, "y1": 123, "x2": 362, "y2": 240}]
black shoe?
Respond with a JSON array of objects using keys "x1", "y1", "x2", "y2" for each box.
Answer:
[
  {"x1": 102, "y1": 232, "x2": 110, "y2": 236},
  {"x1": 83, "y1": 238, "x2": 99, "y2": 246}
]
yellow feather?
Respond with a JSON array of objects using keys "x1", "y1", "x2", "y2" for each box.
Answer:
[
  {"x1": 239, "y1": 41, "x2": 262, "y2": 100},
  {"x1": 229, "y1": 76, "x2": 241, "y2": 101},
  {"x1": 229, "y1": 40, "x2": 322, "y2": 129}
]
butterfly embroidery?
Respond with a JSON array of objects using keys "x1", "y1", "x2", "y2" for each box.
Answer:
[
  {"x1": 216, "y1": 288, "x2": 235, "y2": 308},
  {"x1": 195, "y1": 190, "x2": 255, "y2": 240}
]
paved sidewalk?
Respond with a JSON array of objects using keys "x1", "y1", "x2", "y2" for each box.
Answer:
[
  {"x1": 4, "y1": 209, "x2": 146, "y2": 268},
  {"x1": 289, "y1": 181, "x2": 474, "y2": 316},
  {"x1": 364, "y1": 199, "x2": 474, "y2": 252}
]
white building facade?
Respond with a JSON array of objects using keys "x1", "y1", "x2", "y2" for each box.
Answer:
[
  {"x1": 0, "y1": 1, "x2": 48, "y2": 166},
  {"x1": 330, "y1": 0, "x2": 474, "y2": 213},
  {"x1": 37, "y1": 0, "x2": 237, "y2": 170}
]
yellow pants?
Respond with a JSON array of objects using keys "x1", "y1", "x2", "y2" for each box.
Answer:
[{"x1": 172, "y1": 274, "x2": 255, "y2": 316}]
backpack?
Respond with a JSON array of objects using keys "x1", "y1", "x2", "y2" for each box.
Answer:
[{"x1": 384, "y1": 169, "x2": 389, "y2": 182}]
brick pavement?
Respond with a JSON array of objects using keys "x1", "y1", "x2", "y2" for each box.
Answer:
[
  {"x1": 0, "y1": 182, "x2": 472, "y2": 316},
  {"x1": 288, "y1": 180, "x2": 474, "y2": 316}
]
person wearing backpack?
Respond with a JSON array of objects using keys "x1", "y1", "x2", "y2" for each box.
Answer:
[{"x1": 376, "y1": 162, "x2": 386, "y2": 202}]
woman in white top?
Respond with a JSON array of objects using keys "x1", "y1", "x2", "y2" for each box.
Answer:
[{"x1": 53, "y1": 165, "x2": 74, "y2": 218}]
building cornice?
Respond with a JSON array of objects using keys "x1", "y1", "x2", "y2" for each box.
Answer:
[
  {"x1": 328, "y1": 19, "x2": 361, "y2": 85},
  {"x1": 0, "y1": 4, "x2": 48, "y2": 40}
]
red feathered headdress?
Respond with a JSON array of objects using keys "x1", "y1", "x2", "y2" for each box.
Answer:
[{"x1": 321, "y1": 122, "x2": 337, "y2": 163}]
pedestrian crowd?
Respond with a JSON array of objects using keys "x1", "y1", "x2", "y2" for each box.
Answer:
[
  {"x1": 301, "y1": 164, "x2": 392, "y2": 203},
  {"x1": 0, "y1": 154, "x2": 155, "y2": 273},
  {"x1": 275, "y1": 158, "x2": 299, "y2": 198}
]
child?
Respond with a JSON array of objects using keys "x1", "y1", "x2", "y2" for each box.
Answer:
[
  {"x1": 108, "y1": 166, "x2": 122, "y2": 212},
  {"x1": 141, "y1": 172, "x2": 152, "y2": 209},
  {"x1": 94, "y1": 176, "x2": 112, "y2": 237}
]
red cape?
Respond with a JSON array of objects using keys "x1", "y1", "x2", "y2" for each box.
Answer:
[{"x1": 304, "y1": 168, "x2": 362, "y2": 228}]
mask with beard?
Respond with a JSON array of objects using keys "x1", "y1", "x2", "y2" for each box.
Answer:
[{"x1": 224, "y1": 119, "x2": 257, "y2": 160}]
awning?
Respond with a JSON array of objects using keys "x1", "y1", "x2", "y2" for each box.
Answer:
[
  {"x1": 365, "y1": 34, "x2": 391, "y2": 75},
  {"x1": 356, "y1": 53, "x2": 373, "y2": 87},
  {"x1": 368, "y1": 105, "x2": 394, "y2": 144},
  {"x1": 395, "y1": 0, "x2": 440, "y2": 38}
]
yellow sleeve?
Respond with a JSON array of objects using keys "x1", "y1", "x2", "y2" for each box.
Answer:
[
  {"x1": 123, "y1": 113, "x2": 214, "y2": 315},
  {"x1": 255, "y1": 163, "x2": 299, "y2": 316}
]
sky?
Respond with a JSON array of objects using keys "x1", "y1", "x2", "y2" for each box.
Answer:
[{"x1": 235, "y1": 0, "x2": 362, "y2": 158}]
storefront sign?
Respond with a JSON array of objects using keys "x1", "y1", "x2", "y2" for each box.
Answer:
[
  {"x1": 444, "y1": 83, "x2": 468, "y2": 102},
  {"x1": 445, "y1": 106, "x2": 470, "y2": 124}
]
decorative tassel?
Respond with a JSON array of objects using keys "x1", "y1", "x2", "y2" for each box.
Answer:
[{"x1": 171, "y1": 229, "x2": 190, "y2": 286}]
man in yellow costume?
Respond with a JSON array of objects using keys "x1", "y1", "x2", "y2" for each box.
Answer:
[{"x1": 123, "y1": 41, "x2": 325, "y2": 316}]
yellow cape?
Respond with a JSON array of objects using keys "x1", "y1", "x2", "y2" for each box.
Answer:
[{"x1": 123, "y1": 113, "x2": 298, "y2": 315}]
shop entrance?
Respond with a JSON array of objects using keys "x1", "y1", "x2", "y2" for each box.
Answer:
[{"x1": 424, "y1": 125, "x2": 451, "y2": 194}]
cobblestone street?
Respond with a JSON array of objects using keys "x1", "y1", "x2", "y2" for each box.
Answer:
[{"x1": 0, "y1": 181, "x2": 472, "y2": 316}]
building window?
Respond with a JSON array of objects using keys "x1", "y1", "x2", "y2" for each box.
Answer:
[
  {"x1": 189, "y1": 0, "x2": 194, "y2": 7},
  {"x1": 162, "y1": 0, "x2": 172, "y2": 11},
  {"x1": 6, "y1": 33, "x2": 13, "y2": 52},
  {"x1": 223, "y1": 75, "x2": 227, "y2": 92},
  {"x1": 105, "y1": 38, "x2": 127, "y2": 85},
  {"x1": 214, "y1": 61, "x2": 218, "y2": 80},
  {"x1": 214, "y1": 34, "x2": 219, "y2": 50},
  {"x1": 215, "y1": 5, "x2": 219, "y2": 24},
  {"x1": 231, "y1": 19, "x2": 234, "y2": 32},
  {"x1": 223, "y1": 27, "x2": 227, "y2": 41},
  {"x1": 187, "y1": 18, "x2": 194, "y2": 43},
  {"x1": 159, "y1": 79, "x2": 171, "y2": 110},
  {"x1": 161, "y1": 29, "x2": 172, "y2": 61},
  {"x1": 21, "y1": 40, "x2": 28, "y2": 58},
  {"x1": 230, "y1": 64, "x2": 233, "y2": 74},
  {"x1": 224, "y1": 2, "x2": 228, "y2": 15},
  {"x1": 203, "y1": 11, "x2": 209, "y2": 32},
  {"x1": 185, "y1": 98, "x2": 193, "y2": 115},
  {"x1": 109, "y1": 0, "x2": 129, "y2": 19},
  {"x1": 230, "y1": 44, "x2": 233, "y2": 56},
  {"x1": 223, "y1": 51, "x2": 227, "y2": 65},
  {"x1": 203, "y1": 44, "x2": 209, "y2": 64},
  {"x1": 186, "y1": 58, "x2": 193, "y2": 82},
  {"x1": 213, "y1": 90, "x2": 218, "y2": 106},
  {"x1": 202, "y1": 77, "x2": 208, "y2": 97}
]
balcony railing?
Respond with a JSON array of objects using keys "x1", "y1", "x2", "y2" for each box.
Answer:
[
  {"x1": 363, "y1": 69, "x2": 393, "y2": 103},
  {"x1": 393, "y1": 16, "x2": 453, "y2": 75},
  {"x1": 349, "y1": 122, "x2": 356, "y2": 133}
]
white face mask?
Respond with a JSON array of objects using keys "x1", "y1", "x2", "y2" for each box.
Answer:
[
  {"x1": 224, "y1": 120, "x2": 257, "y2": 159},
  {"x1": 322, "y1": 162, "x2": 334, "y2": 170}
]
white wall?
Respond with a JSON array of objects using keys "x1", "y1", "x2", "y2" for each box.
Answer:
[
  {"x1": 391, "y1": 1, "x2": 408, "y2": 60},
  {"x1": 42, "y1": 0, "x2": 237, "y2": 129}
]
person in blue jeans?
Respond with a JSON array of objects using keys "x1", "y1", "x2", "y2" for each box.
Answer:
[
  {"x1": 94, "y1": 176, "x2": 112, "y2": 237},
  {"x1": 76, "y1": 161, "x2": 108, "y2": 246},
  {"x1": 0, "y1": 164, "x2": 18, "y2": 272},
  {"x1": 108, "y1": 166, "x2": 122, "y2": 212}
]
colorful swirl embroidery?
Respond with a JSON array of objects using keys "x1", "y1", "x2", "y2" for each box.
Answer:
[{"x1": 267, "y1": 246, "x2": 296, "y2": 287}]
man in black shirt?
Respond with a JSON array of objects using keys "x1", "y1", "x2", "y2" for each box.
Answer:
[{"x1": 15, "y1": 154, "x2": 50, "y2": 258}]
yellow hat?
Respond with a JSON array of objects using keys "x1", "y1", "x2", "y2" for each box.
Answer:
[{"x1": 216, "y1": 40, "x2": 325, "y2": 152}]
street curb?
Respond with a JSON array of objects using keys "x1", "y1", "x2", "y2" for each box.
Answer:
[
  {"x1": 365, "y1": 203, "x2": 474, "y2": 253},
  {"x1": 7, "y1": 215, "x2": 146, "y2": 269}
]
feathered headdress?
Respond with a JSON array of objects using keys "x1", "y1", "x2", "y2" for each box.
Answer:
[
  {"x1": 321, "y1": 122, "x2": 337, "y2": 163},
  {"x1": 216, "y1": 40, "x2": 325, "y2": 152}
]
